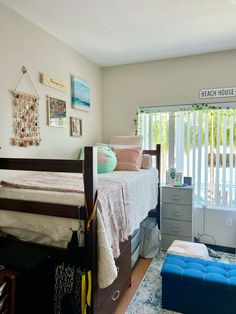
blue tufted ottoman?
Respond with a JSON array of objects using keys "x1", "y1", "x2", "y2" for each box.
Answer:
[{"x1": 161, "y1": 254, "x2": 236, "y2": 314}]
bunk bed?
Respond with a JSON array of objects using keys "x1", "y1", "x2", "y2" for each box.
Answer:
[{"x1": 0, "y1": 145, "x2": 161, "y2": 314}]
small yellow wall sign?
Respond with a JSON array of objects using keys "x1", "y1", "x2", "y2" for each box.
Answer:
[{"x1": 40, "y1": 73, "x2": 67, "y2": 91}]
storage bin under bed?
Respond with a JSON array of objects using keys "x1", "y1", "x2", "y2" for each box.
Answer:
[{"x1": 131, "y1": 228, "x2": 141, "y2": 269}]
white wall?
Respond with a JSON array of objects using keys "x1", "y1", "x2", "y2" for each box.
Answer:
[
  {"x1": 102, "y1": 50, "x2": 236, "y2": 142},
  {"x1": 0, "y1": 3, "x2": 103, "y2": 159},
  {"x1": 102, "y1": 51, "x2": 236, "y2": 249},
  {"x1": 193, "y1": 207, "x2": 236, "y2": 249}
]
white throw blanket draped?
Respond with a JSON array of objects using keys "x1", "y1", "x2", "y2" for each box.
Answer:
[{"x1": 97, "y1": 209, "x2": 118, "y2": 288}]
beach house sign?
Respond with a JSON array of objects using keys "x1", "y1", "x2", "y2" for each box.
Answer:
[{"x1": 200, "y1": 87, "x2": 236, "y2": 99}]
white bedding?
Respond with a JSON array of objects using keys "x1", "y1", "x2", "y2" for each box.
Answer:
[
  {"x1": 0, "y1": 185, "x2": 84, "y2": 205},
  {"x1": 0, "y1": 172, "x2": 85, "y2": 248},
  {"x1": 98, "y1": 169, "x2": 158, "y2": 236}
]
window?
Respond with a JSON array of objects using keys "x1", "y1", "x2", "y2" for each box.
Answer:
[{"x1": 138, "y1": 103, "x2": 236, "y2": 208}]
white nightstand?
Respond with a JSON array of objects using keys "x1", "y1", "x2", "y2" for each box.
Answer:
[{"x1": 161, "y1": 185, "x2": 193, "y2": 250}]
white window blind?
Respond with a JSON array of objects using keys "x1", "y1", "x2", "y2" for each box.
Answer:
[{"x1": 138, "y1": 104, "x2": 236, "y2": 208}]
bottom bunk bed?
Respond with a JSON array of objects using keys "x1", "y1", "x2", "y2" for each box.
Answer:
[{"x1": 0, "y1": 145, "x2": 160, "y2": 314}]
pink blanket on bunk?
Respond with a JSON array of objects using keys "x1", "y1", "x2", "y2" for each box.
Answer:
[
  {"x1": 1, "y1": 173, "x2": 85, "y2": 193},
  {"x1": 1, "y1": 173, "x2": 131, "y2": 258}
]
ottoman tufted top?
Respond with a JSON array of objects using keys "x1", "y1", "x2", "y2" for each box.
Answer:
[{"x1": 161, "y1": 254, "x2": 236, "y2": 291}]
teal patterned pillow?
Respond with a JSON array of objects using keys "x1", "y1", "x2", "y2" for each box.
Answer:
[
  {"x1": 97, "y1": 145, "x2": 117, "y2": 173},
  {"x1": 79, "y1": 145, "x2": 117, "y2": 173}
]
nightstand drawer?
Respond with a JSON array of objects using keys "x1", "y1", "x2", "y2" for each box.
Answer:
[
  {"x1": 162, "y1": 187, "x2": 192, "y2": 205},
  {"x1": 162, "y1": 219, "x2": 192, "y2": 237},
  {"x1": 162, "y1": 204, "x2": 192, "y2": 221},
  {"x1": 162, "y1": 234, "x2": 192, "y2": 250}
]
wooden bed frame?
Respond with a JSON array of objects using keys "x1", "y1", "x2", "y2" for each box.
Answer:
[
  {"x1": 143, "y1": 144, "x2": 161, "y2": 227},
  {"x1": 0, "y1": 144, "x2": 161, "y2": 314}
]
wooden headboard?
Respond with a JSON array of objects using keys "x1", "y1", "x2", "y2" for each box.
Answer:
[{"x1": 143, "y1": 144, "x2": 161, "y2": 175}]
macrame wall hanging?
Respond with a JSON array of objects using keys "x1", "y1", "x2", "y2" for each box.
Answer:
[{"x1": 10, "y1": 66, "x2": 41, "y2": 147}]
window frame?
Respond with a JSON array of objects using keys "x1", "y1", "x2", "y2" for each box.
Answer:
[{"x1": 139, "y1": 101, "x2": 236, "y2": 209}]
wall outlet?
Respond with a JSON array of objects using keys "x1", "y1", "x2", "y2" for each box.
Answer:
[{"x1": 225, "y1": 217, "x2": 233, "y2": 227}]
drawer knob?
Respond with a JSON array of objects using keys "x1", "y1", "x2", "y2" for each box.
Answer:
[
  {"x1": 111, "y1": 290, "x2": 120, "y2": 302},
  {"x1": 172, "y1": 227, "x2": 181, "y2": 232},
  {"x1": 171, "y1": 196, "x2": 181, "y2": 200},
  {"x1": 173, "y1": 211, "x2": 181, "y2": 216}
]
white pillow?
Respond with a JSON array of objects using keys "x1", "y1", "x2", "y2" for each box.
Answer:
[
  {"x1": 110, "y1": 135, "x2": 143, "y2": 147},
  {"x1": 141, "y1": 154, "x2": 152, "y2": 169}
]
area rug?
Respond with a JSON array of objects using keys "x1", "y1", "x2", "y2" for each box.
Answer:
[{"x1": 125, "y1": 251, "x2": 236, "y2": 314}]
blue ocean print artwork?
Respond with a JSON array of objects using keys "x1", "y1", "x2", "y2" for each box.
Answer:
[{"x1": 71, "y1": 75, "x2": 90, "y2": 111}]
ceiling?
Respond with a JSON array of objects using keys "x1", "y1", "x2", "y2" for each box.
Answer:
[{"x1": 2, "y1": 0, "x2": 236, "y2": 67}]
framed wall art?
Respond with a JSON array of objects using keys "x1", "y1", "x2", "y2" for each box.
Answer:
[
  {"x1": 10, "y1": 66, "x2": 41, "y2": 147},
  {"x1": 47, "y1": 95, "x2": 66, "y2": 127},
  {"x1": 70, "y1": 117, "x2": 82, "y2": 137},
  {"x1": 40, "y1": 73, "x2": 67, "y2": 91},
  {"x1": 71, "y1": 75, "x2": 90, "y2": 111}
]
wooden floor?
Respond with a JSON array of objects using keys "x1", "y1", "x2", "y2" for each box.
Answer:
[{"x1": 114, "y1": 258, "x2": 152, "y2": 314}]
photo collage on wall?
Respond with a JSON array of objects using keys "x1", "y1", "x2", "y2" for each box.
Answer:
[
  {"x1": 42, "y1": 73, "x2": 90, "y2": 137},
  {"x1": 10, "y1": 67, "x2": 91, "y2": 147}
]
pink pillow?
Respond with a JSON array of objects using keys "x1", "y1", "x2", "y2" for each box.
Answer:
[{"x1": 113, "y1": 147, "x2": 142, "y2": 171}]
